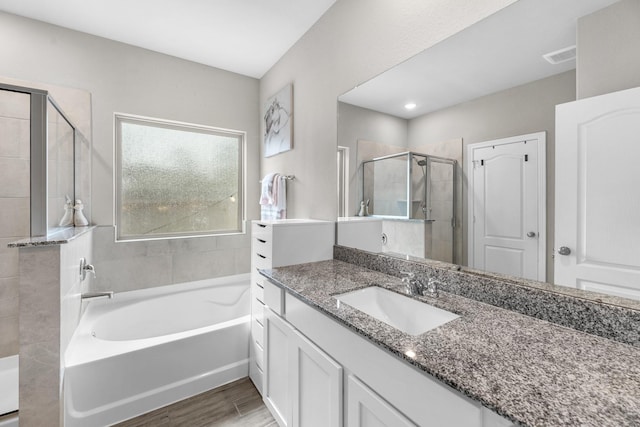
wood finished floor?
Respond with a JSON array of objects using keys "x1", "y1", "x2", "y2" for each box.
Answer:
[{"x1": 115, "y1": 378, "x2": 276, "y2": 427}]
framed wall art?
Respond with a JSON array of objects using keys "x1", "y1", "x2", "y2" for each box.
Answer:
[{"x1": 263, "y1": 83, "x2": 293, "y2": 157}]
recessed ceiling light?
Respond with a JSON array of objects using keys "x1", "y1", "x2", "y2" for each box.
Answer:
[{"x1": 404, "y1": 103, "x2": 417, "y2": 110}]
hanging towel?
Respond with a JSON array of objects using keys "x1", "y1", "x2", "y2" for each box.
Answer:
[
  {"x1": 273, "y1": 174, "x2": 287, "y2": 219},
  {"x1": 260, "y1": 173, "x2": 287, "y2": 220},
  {"x1": 259, "y1": 172, "x2": 277, "y2": 206}
]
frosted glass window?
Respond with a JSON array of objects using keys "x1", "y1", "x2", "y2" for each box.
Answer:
[{"x1": 115, "y1": 114, "x2": 245, "y2": 241}]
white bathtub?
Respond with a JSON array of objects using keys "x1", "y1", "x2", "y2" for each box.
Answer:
[
  {"x1": 64, "y1": 273, "x2": 251, "y2": 427},
  {"x1": 0, "y1": 354, "x2": 18, "y2": 427}
]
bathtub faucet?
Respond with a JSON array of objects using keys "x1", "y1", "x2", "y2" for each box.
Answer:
[
  {"x1": 81, "y1": 291, "x2": 114, "y2": 301},
  {"x1": 79, "y1": 257, "x2": 96, "y2": 281}
]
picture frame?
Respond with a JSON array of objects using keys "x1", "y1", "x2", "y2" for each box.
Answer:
[{"x1": 263, "y1": 83, "x2": 293, "y2": 157}]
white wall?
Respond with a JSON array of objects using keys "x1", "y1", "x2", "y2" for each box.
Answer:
[
  {"x1": 577, "y1": 0, "x2": 640, "y2": 99},
  {"x1": 0, "y1": 11, "x2": 260, "y2": 291},
  {"x1": 408, "y1": 71, "x2": 576, "y2": 281},
  {"x1": 260, "y1": 0, "x2": 518, "y2": 220},
  {"x1": 337, "y1": 102, "x2": 408, "y2": 216}
]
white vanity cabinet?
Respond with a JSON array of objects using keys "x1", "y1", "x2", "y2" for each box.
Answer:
[
  {"x1": 249, "y1": 219, "x2": 334, "y2": 396},
  {"x1": 263, "y1": 280, "x2": 343, "y2": 427},
  {"x1": 261, "y1": 278, "x2": 515, "y2": 427},
  {"x1": 347, "y1": 375, "x2": 415, "y2": 427}
]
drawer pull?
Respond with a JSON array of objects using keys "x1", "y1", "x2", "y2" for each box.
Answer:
[
  {"x1": 257, "y1": 224, "x2": 266, "y2": 228},
  {"x1": 257, "y1": 238, "x2": 267, "y2": 243},
  {"x1": 257, "y1": 254, "x2": 266, "y2": 259}
]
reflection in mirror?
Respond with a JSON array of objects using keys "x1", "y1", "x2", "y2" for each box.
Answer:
[
  {"x1": 361, "y1": 151, "x2": 457, "y2": 263},
  {"x1": 337, "y1": 0, "x2": 624, "y2": 285}
]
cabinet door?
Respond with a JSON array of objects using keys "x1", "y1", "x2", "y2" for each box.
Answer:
[
  {"x1": 264, "y1": 310, "x2": 293, "y2": 427},
  {"x1": 291, "y1": 329, "x2": 343, "y2": 427},
  {"x1": 347, "y1": 375, "x2": 416, "y2": 427}
]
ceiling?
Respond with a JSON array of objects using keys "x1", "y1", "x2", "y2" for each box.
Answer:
[
  {"x1": 0, "y1": 0, "x2": 337, "y2": 78},
  {"x1": 339, "y1": 0, "x2": 619, "y2": 119}
]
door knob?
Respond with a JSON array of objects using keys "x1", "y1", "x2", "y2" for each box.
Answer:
[
  {"x1": 558, "y1": 246, "x2": 571, "y2": 256},
  {"x1": 527, "y1": 231, "x2": 536, "y2": 238}
]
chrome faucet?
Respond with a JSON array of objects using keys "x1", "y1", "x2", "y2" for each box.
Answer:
[
  {"x1": 79, "y1": 257, "x2": 96, "y2": 281},
  {"x1": 425, "y1": 278, "x2": 440, "y2": 298},
  {"x1": 401, "y1": 272, "x2": 441, "y2": 297},
  {"x1": 400, "y1": 272, "x2": 425, "y2": 296}
]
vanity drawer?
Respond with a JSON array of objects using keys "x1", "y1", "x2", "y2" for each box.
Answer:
[
  {"x1": 254, "y1": 340, "x2": 264, "y2": 370},
  {"x1": 253, "y1": 236, "x2": 273, "y2": 258},
  {"x1": 264, "y1": 279, "x2": 285, "y2": 316},
  {"x1": 252, "y1": 222, "x2": 272, "y2": 240},
  {"x1": 251, "y1": 320, "x2": 264, "y2": 369},
  {"x1": 252, "y1": 279, "x2": 265, "y2": 304},
  {"x1": 252, "y1": 317, "x2": 265, "y2": 347},
  {"x1": 253, "y1": 252, "x2": 272, "y2": 271},
  {"x1": 252, "y1": 297, "x2": 264, "y2": 325}
]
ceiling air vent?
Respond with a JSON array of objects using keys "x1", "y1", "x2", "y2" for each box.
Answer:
[{"x1": 543, "y1": 45, "x2": 576, "y2": 64}]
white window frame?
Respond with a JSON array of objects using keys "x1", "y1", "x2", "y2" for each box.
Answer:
[{"x1": 114, "y1": 112, "x2": 246, "y2": 242}]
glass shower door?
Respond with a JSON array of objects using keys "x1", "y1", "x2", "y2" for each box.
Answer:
[
  {"x1": 426, "y1": 157, "x2": 456, "y2": 262},
  {"x1": 47, "y1": 99, "x2": 75, "y2": 230}
]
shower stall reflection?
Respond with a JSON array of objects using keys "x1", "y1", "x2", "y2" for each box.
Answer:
[{"x1": 362, "y1": 151, "x2": 456, "y2": 262}]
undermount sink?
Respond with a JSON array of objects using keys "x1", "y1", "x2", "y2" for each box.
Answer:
[{"x1": 334, "y1": 286, "x2": 459, "y2": 336}]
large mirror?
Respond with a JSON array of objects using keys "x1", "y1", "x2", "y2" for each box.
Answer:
[{"x1": 337, "y1": 0, "x2": 633, "y2": 291}]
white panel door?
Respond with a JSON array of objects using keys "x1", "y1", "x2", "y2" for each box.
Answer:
[
  {"x1": 291, "y1": 328, "x2": 342, "y2": 427},
  {"x1": 555, "y1": 86, "x2": 640, "y2": 299},
  {"x1": 468, "y1": 133, "x2": 545, "y2": 280},
  {"x1": 264, "y1": 310, "x2": 292, "y2": 427}
]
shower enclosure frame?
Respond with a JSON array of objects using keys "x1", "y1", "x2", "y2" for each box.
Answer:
[
  {"x1": 0, "y1": 82, "x2": 77, "y2": 237},
  {"x1": 362, "y1": 151, "x2": 457, "y2": 221}
]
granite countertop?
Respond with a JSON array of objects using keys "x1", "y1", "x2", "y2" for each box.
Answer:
[
  {"x1": 261, "y1": 259, "x2": 640, "y2": 427},
  {"x1": 7, "y1": 226, "x2": 95, "y2": 248}
]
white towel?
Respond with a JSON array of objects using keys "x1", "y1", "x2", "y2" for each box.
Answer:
[
  {"x1": 259, "y1": 172, "x2": 277, "y2": 206},
  {"x1": 274, "y1": 174, "x2": 287, "y2": 218},
  {"x1": 260, "y1": 173, "x2": 287, "y2": 220}
]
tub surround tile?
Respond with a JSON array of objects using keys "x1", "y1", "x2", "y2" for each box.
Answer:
[
  {"x1": 334, "y1": 246, "x2": 640, "y2": 347},
  {"x1": 0, "y1": 313, "x2": 18, "y2": 357},
  {"x1": 16, "y1": 229, "x2": 94, "y2": 427},
  {"x1": 92, "y1": 226, "x2": 251, "y2": 294},
  {"x1": 19, "y1": 343, "x2": 61, "y2": 427},
  {"x1": 0, "y1": 276, "x2": 19, "y2": 356},
  {"x1": 172, "y1": 248, "x2": 239, "y2": 284},
  {"x1": 19, "y1": 245, "x2": 63, "y2": 427},
  {"x1": 0, "y1": 158, "x2": 29, "y2": 198},
  {"x1": 0, "y1": 198, "x2": 29, "y2": 238},
  {"x1": 0, "y1": 90, "x2": 30, "y2": 120},
  {"x1": 262, "y1": 259, "x2": 640, "y2": 427},
  {"x1": 234, "y1": 247, "x2": 252, "y2": 274},
  {"x1": 91, "y1": 226, "x2": 149, "y2": 260},
  {"x1": 59, "y1": 231, "x2": 92, "y2": 353},
  {"x1": 0, "y1": 116, "x2": 30, "y2": 159},
  {"x1": 93, "y1": 254, "x2": 173, "y2": 293},
  {"x1": 0, "y1": 238, "x2": 20, "y2": 277}
]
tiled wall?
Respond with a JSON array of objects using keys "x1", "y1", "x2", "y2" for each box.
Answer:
[
  {"x1": 91, "y1": 226, "x2": 251, "y2": 294},
  {"x1": 18, "y1": 229, "x2": 93, "y2": 427},
  {"x1": 0, "y1": 89, "x2": 30, "y2": 358}
]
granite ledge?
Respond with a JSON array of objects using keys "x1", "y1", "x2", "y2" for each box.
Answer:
[{"x1": 7, "y1": 226, "x2": 95, "y2": 248}]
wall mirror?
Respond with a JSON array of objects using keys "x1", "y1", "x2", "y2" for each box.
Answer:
[{"x1": 336, "y1": 0, "x2": 625, "y2": 288}]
